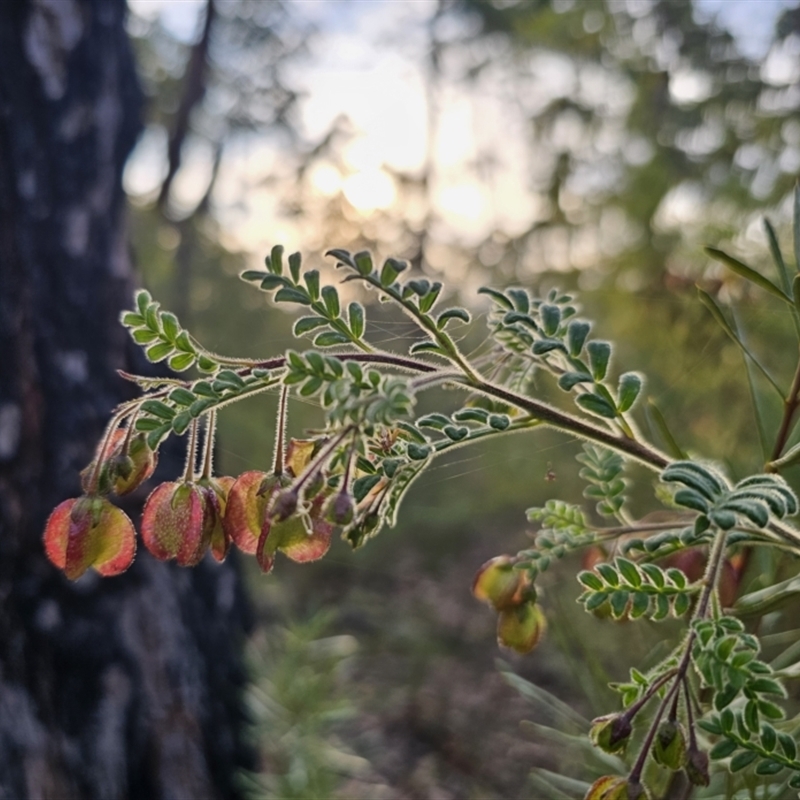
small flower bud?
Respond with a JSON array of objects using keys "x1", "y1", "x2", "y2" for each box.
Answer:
[
  {"x1": 590, "y1": 714, "x2": 633, "y2": 755},
  {"x1": 324, "y1": 490, "x2": 355, "y2": 526},
  {"x1": 113, "y1": 433, "x2": 158, "y2": 495},
  {"x1": 626, "y1": 780, "x2": 648, "y2": 800},
  {"x1": 472, "y1": 556, "x2": 533, "y2": 611},
  {"x1": 80, "y1": 430, "x2": 157, "y2": 496},
  {"x1": 270, "y1": 488, "x2": 299, "y2": 521},
  {"x1": 652, "y1": 719, "x2": 686, "y2": 770},
  {"x1": 684, "y1": 747, "x2": 709, "y2": 787},
  {"x1": 496, "y1": 602, "x2": 546, "y2": 654},
  {"x1": 110, "y1": 453, "x2": 134, "y2": 481}
]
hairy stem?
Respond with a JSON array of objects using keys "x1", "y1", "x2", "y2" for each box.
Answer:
[
  {"x1": 183, "y1": 419, "x2": 200, "y2": 483},
  {"x1": 273, "y1": 385, "x2": 289, "y2": 476},
  {"x1": 201, "y1": 410, "x2": 216, "y2": 480}
]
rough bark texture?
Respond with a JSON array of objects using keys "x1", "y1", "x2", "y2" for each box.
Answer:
[{"x1": 0, "y1": 1, "x2": 252, "y2": 797}]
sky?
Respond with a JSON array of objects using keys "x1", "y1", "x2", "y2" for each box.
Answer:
[{"x1": 124, "y1": 0, "x2": 799, "y2": 262}]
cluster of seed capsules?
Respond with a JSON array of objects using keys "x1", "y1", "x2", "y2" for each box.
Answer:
[
  {"x1": 471, "y1": 554, "x2": 546, "y2": 654},
  {"x1": 43, "y1": 426, "x2": 355, "y2": 581}
]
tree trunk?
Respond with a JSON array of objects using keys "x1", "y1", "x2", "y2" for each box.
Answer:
[{"x1": 0, "y1": 2, "x2": 252, "y2": 797}]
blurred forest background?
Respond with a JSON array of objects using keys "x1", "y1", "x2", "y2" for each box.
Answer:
[{"x1": 3, "y1": 0, "x2": 800, "y2": 797}]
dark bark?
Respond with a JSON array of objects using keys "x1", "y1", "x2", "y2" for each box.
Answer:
[{"x1": 0, "y1": 1, "x2": 252, "y2": 797}]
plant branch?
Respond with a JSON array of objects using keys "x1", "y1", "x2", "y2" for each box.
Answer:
[{"x1": 769, "y1": 344, "x2": 800, "y2": 465}]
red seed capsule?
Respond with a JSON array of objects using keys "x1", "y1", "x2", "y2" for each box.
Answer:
[
  {"x1": 141, "y1": 482, "x2": 212, "y2": 566},
  {"x1": 43, "y1": 496, "x2": 136, "y2": 580}
]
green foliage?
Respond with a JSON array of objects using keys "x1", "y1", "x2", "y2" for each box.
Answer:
[
  {"x1": 50, "y1": 187, "x2": 800, "y2": 799},
  {"x1": 577, "y1": 558, "x2": 696, "y2": 621}
]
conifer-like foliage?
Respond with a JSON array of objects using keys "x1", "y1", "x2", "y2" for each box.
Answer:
[{"x1": 44, "y1": 189, "x2": 800, "y2": 799}]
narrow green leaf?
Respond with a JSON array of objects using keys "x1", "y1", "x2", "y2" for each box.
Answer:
[
  {"x1": 794, "y1": 182, "x2": 800, "y2": 274},
  {"x1": 704, "y1": 246, "x2": 790, "y2": 303},
  {"x1": 168, "y1": 388, "x2": 196, "y2": 406},
  {"x1": 640, "y1": 563, "x2": 666, "y2": 589},
  {"x1": 326, "y1": 248, "x2": 356, "y2": 269},
  {"x1": 419, "y1": 282, "x2": 442, "y2": 313},
  {"x1": 132, "y1": 329, "x2": 159, "y2": 345},
  {"x1": 672, "y1": 593, "x2": 690, "y2": 617},
  {"x1": 197, "y1": 355, "x2": 216, "y2": 373},
  {"x1": 353, "y1": 250, "x2": 372, "y2": 275},
  {"x1": 409, "y1": 341, "x2": 442, "y2": 355},
  {"x1": 583, "y1": 592, "x2": 608, "y2": 611},
  {"x1": 540, "y1": 304, "x2": 561, "y2": 336},
  {"x1": 288, "y1": 251, "x2": 302, "y2": 283},
  {"x1": 730, "y1": 750, "x2": 757, "y2": 772},
  {"x1": 313, "y1": 331, "x2": 349, "y2": 347},
  {"x1": 259, "y1": 274, "x2": 288, "y2": 291},
  {"x1": 189, "y1": 397, "x2": 215, "y2": 417},
  {"x1": 595, "y1": 563, "x2": 619, "y2": 586},
  {"x1": 353, "y1": 474, "x2": 382, "y2": 503},
  {"x1": 558, "y1": 372, "x2": 593, "y2": 391},
  {"x1": 348, "y1": 302, "x2": 365, "y2": 339},
  {"x1": 754, "y1": 759, "x2": 783, "y2": 776},
  {"x1": 407, "y1": 443, "x2": 431, "y2": 460},
  {"x1": 171, "y1": 411, "x2": 192, "y2": 435},
  {"x1": 575, "y1": 393, "x2": 616, "y2": 419},
  {"x1": 379, "y1": 258, "x2": 406, "y2": 286},
  {"x1": 648, "y1": 593, "x2": 667, "y2": 620},
  {"x1": 566, "y1": 320, "x2": 591, "y2": 356},
  {"x1": 629, "y1": 592, "x2": 649, "y2": 618},
  {"x1": 710, "y1": 738, "x2": 737, "y2": 759},
  {"x1": 160, "y1": 312, "x2": 180, "y2": 342},
  {"x1": 145, "y1": 342, "x2": 174, "y2": 363},
  {"x1": 764, "y1": 218, "x2": 791, "y2": 293},
  {"x1": 135, "y1": 416, "x2": 166, "y2": 431},
  {"x1": 300, "y1": 376, "x2": 323, "y2": 396},
  {"x1": 453, "y1": 408, "x2": 489, "y2": 423},
  {"x1": 586, "y1": 341, "x2": 611, "y2": 381},
  {"x1": 321, "y1": 285, "x2": 340, "y2": 318},
  {"x1": 478, "y1": 286, "x2": 513, "y2": 310},
  {"x1": 779, "y1": 732, "x2": 797, "y2": 760},
  {"x1": 578, "y1": 571, "x2": 604, "y2": 591},
  {"x1": 697, "y1": 288, "x2": 783, "y2": 397},
  {"x1": 617, "y1": 372, "x2": 642, "y2": 413},
  {"x1": 646, "y1": 399, "x2": 686, "y2": 459},
  {"x1": 135, "y1": 290, "x2": 151, "y2": 316},
  {"x1": 616, "y1": 558, "x2": 642, "y2": 588},
  {"x1": 146, "y1": 423, "x2": 171, "y2": 450},
  {"x1": 761, "y1": 724, "x2": 778, "y2": 752},
  {"x1": 215, "y1": 370, "x2": 246, "y2": 389},
  {"x1": 437, "y1": 307, "x2": 471, "y2": 328},
  {"x1": 269, "y1": 244, "x2": 284, "y2": 276},
  {"x1": 294, "y1": 316, "x2": 328, "y2": 336},
  {"x1": 240, "y1": 270, "x2": 266, "y2": 282},
  {"x1": 174, "y1": 330, "x2": 195, "y2": 353},
  {"x1": 168, "y1": 352, "x2": 195, "y2": 372},
  {"x1": 121, "y1": 312, "x2": 145, "y2": 327},
  {"x1": 274, "y1": 287, "x2": 311, "y2": 306}
]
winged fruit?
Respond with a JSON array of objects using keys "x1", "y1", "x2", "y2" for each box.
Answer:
[
  {"x1": 141, "y1": 482, "x2": 214, "y2": 566},
  {"x1": 472, "y1": 555, "x2": 533, "y2": 610},
  {"x1": 43, "y1": 495, "x2": 136, "y2": 580},
  {"x1": 496, "y1": 602, "x2": 546, "y2": 654}
]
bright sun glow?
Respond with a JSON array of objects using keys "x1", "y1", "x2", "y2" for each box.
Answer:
[{"x1": 342, "y1": 170, "x2": 396, "y2": 212}]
